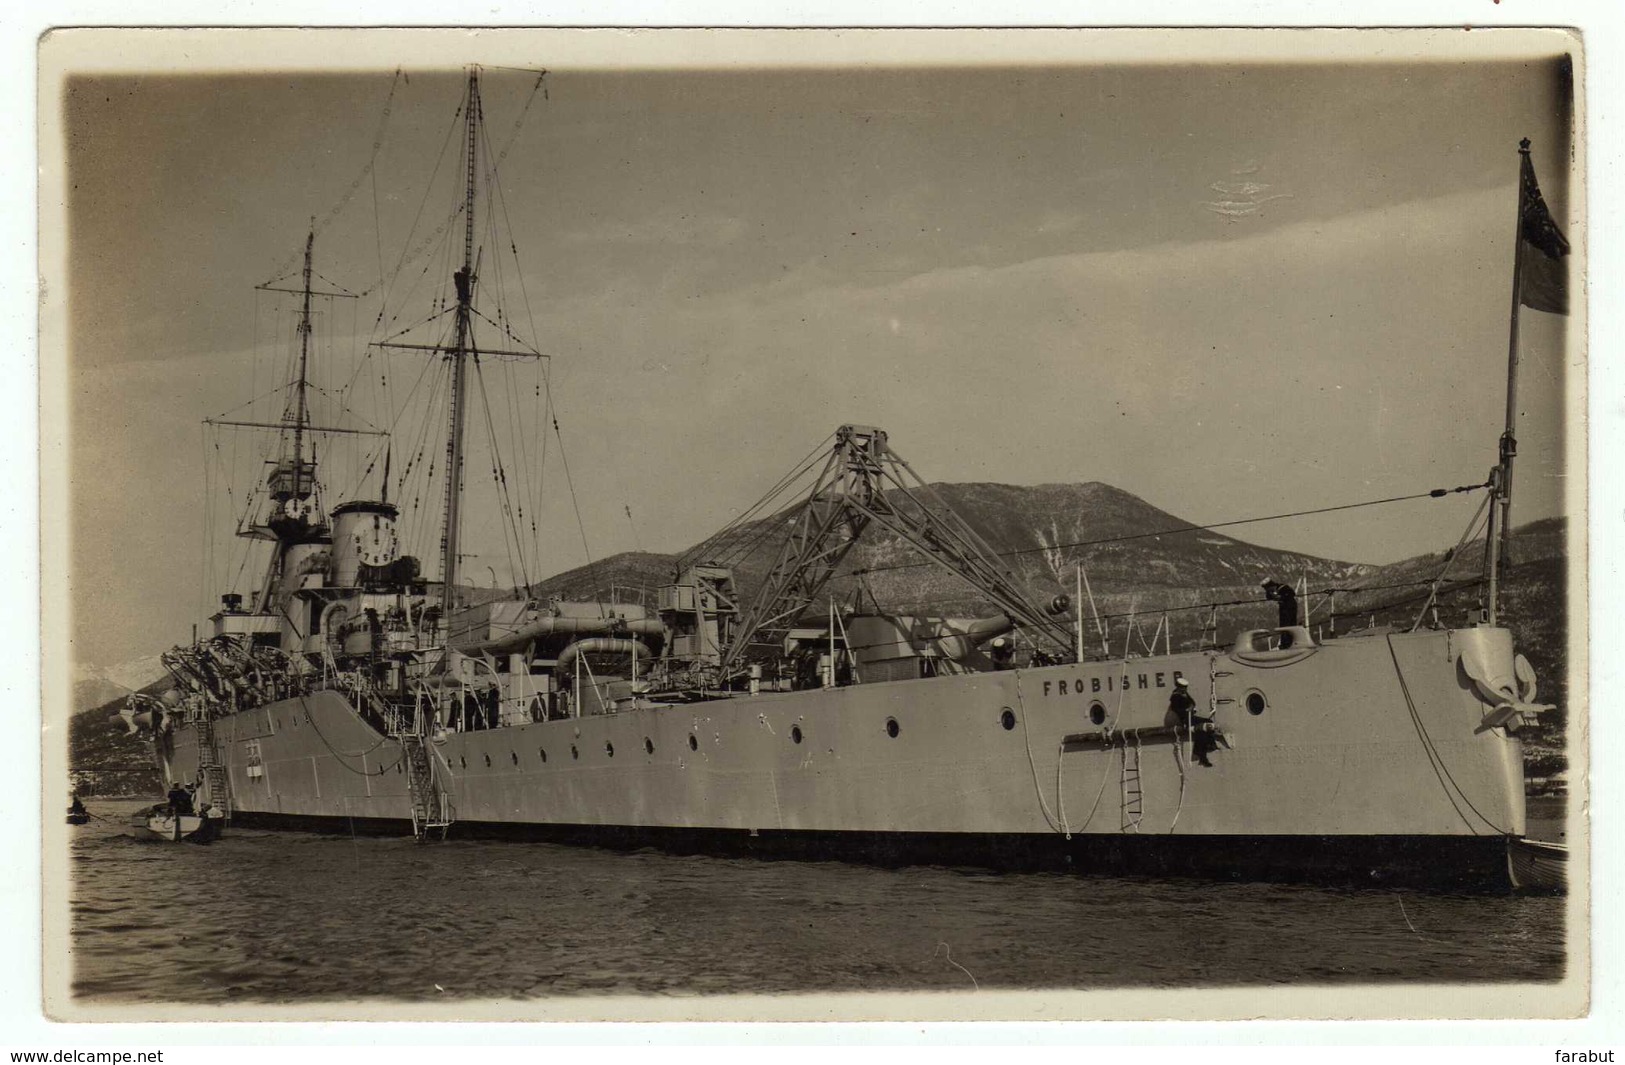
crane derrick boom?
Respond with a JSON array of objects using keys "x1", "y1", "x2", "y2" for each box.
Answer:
[{"x1": 718, "y1": 425, "x2": 1072, "y2": 678}]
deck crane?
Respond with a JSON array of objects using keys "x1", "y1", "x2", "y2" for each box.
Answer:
[{"x1": 716, "y1": 425, "x2": 1076, "y2": 680}]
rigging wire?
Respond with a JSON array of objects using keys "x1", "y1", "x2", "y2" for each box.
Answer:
[
  {"x1": 498, "y1": 351, "x2": 535, "y2": 561},
  {"x1": 397, "y1": 345, "x2": 454, "y2": 561},
  {"x1": 808, "y1": 574, "x2": 1492, "y2": 661},
  {"x1": 711, "y1": 473, "x2": 826, "y2": 573},
  {"x1": 1385, "y1": 634, "x2": 1507, "y2": 835},
  {"x1": 533, "y1": 368, "x2": 550, "y2": 566},
  {"x1": 199, "y1": 424, "x2": 210, "y2": 620},
  {"x1": 470, "y1": 354, "x2": 534, "y2": 592},
  {"x1": 478, "y1": 83, "x2": 554, "y2": 571},
  {"x1": 845, "y1": 482, "x2": 1493, "y2": 580},
  {"x1": 372, "y1": 93, "x2": 465, "y2": 337},
  {"x1": 677, "y1": 432, "x2": 836, "y2": 570},
  {"x1": 261, "y1": 69, "x2": 403, "y2": 288},
  {"x1": 1410, "y1": 493, "x2": 1493, "y2": 631},
  {"x1": 370, "y1": 128, "x2": 388, "y2": 315},
  {"x1": 475, "y1": 88, "x2": 562, "y2": 578},
  {"x1": 386, "y1": 346, "x2": 448, "y2": 488},
  {"x1": 548, "y1": 404, "x2": 602, "y2": 614}
]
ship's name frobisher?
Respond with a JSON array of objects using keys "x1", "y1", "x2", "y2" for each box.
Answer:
[{"x1": 1039, "y1": 672, "x2": 1181, "y2": 697}]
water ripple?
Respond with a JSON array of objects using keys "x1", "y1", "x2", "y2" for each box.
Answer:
[{"x1": 68, "y1": 799, "x2": 1565, "y2": 1003}]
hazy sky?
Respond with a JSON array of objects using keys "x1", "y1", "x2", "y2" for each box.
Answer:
[{"x1": 58, "y1": 35, "x2": 1576, "y2": 667}]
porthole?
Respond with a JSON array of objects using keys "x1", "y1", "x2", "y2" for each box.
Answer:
[
  {"x1": 791, "y1": 725, "x2": 803, "y2": 744},
  {"x1": 885, "y1": 717, "x2": 900, "y2": 739},
  {"x1": 644, "y1": 737, "x2": 655, "y2": 755},
  {"x1": 396, "y1": 762, "x2": 403, "y2": 774},
  {"x1": 484, "y1": 753, "x2": 492, "y2": 768},
  {"x1": 511, "y1": 751, "x2": 518, "y2": 766},
  {"x1": 570, "y1": 745, "x2": 579, "y2": 761},
  {"x1": 688, "y1": 733, "x2": 699, "y2": 751},
  {"x1": 605, "y1": 741, "x2": 615, "y2": 757},
  {"x1": 1000, "y1": 708, "x2": 1016, "y2": 731},
  {"x1": 539, "y1": 747, "x2": 548, "y2": 764},
  {"x1": 1246, "y1": 691, "x2": 1267, "y2": 716},
  {"x1": 459, "y1": 756, "x2": 467, "y2": 768},
  {"x1": 1089, "y1": 702, "x2": 1106, "y2": 726}
]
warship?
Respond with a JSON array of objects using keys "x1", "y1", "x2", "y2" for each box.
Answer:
[{"x1": 116, "y1": 69, "x2": 1567, "y2": 890}]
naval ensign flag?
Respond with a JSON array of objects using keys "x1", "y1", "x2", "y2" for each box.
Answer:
[{"x1": 1516, "y1": 139, "x2": 1571, "y2": 316}]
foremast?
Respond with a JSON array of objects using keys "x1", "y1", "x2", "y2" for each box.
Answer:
[
  {"x1": 221, "y1": 224, "x2": 369, "y2": 612},
  {"x1": 292, "y1": 226, "x2": 315, "y2": 515}
]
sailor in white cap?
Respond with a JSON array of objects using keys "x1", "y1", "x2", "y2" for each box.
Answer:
[{"x1": 1170, "y1": 672, "x2": 1218, "y2": 767}]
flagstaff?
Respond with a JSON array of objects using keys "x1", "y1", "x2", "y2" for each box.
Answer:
[{"x1": 1487, "y1": 137, "x2": 1569, "y2": 625}]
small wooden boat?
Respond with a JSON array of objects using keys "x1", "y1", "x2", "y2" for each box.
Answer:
[
  {"x1": 1508, "y1": 836, "x2": 1567, "y2": 894},
  {"x1": 66, "y1": 812, "x2": 90, "y2": 825},
  {"x1": 142, "y1": 805, "x2": 225, "y2": 843}
]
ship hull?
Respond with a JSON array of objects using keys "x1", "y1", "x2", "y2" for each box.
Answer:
[
  {"x1": 226, "y1": 811, "x2": 1512, "y2": 890},
  {"x1": 160, "y1": 627, "x2": 1528, "y2": 890}
]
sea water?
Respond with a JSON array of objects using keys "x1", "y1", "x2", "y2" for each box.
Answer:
[{"x1": 66, "y1": 798, "x2": 1566, "y2": 1003}]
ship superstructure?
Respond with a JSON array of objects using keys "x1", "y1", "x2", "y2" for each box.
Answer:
[{"x1": 117, "y1": 69, "x2": 1566, "y2": 890}]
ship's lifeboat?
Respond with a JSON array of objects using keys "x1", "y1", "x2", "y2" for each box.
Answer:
[
  {"x1": 1508, "y1": 837, "x2": 1568, "y2": 894},
  {"x1": 140, "y1": 805, "x2": 226, "y2": 844}
]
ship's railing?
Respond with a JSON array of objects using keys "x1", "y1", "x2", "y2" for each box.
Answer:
[{"x1": 1068, "y1": 574, "x2": 1494, "y2": 662}]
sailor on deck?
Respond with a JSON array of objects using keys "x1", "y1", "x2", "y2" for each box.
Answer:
[
  {"x1": 1170, "y1": 674, "x2": 1218, "y2": 768},
  {"x1": 166, "y1": 781, "x2": 193, "y2": 817},
  {"x1": 1261, "y1": 579, "x2": 1299, "y2": 627},
  {"x1": 1262, "y1": 579, "x2": 1300, "y2": 649}
]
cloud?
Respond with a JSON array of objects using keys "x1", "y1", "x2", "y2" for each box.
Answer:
[
  {"x1": 1201, "y1": 164, "x2": 1294, "y2": 220},
  {"x1": 1210, "y1": 180, "x2": 1274, "y2": 198},
  {"x1": 534, "y1": 180, "x2": 1553, "y2": 565},
  {"x1": 1203, "y1": 193, "x2": 1295, "y2": 219}
]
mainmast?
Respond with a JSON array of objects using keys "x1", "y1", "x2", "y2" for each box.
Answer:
[
  {"x1": 367, "y1": 66, "x2": 551, "y2": 627},
  {"x1": 438, "y1": 69, "x2": 481, "y2": 619}
]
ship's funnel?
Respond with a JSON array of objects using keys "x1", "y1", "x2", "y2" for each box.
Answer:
[{"x1": 330, "y1": 501, "x2": 400, "y2": 587}]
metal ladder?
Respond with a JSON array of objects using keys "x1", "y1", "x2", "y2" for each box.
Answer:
[
  {"x1": 399, "y1": 731, "x2": 452, "y2": 841},
  {"x1": 1119, "y1": 732, "x2": 1144, "y2": 833},
  {"x1": 195, "y1": 715, "x2": 231, "y2": 822}
]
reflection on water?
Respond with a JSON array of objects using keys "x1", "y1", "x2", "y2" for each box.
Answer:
[{"x1": 68, "y1": 799, "x2": 1564, "y2": 1003}]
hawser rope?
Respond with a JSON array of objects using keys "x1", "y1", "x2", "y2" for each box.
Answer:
[{"x1": 1016, "y1": 645, "x2": 1137, "y2": 840}]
